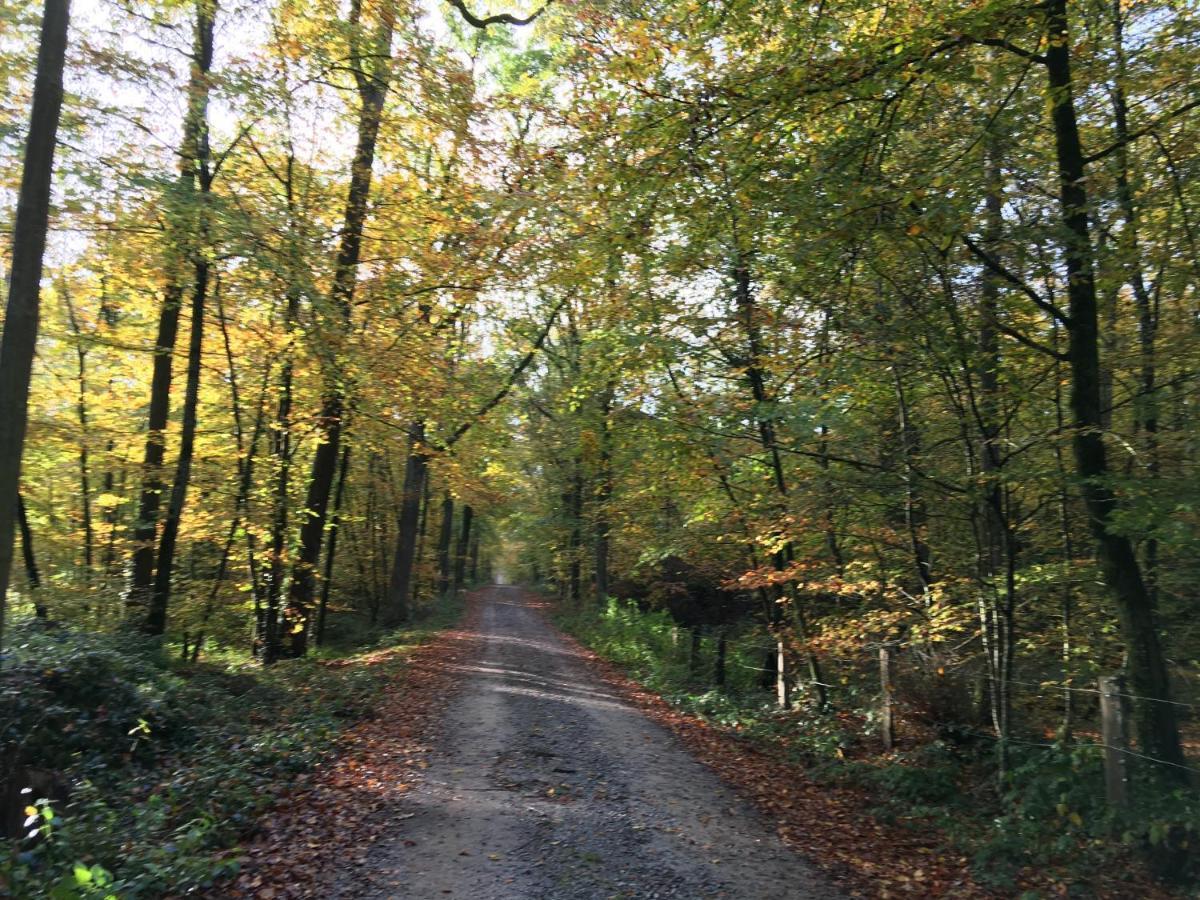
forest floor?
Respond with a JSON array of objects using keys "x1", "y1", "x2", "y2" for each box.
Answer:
[
  {"x1": 228, "y1": 586, "x2": 1176, "y2": 899},
  {"x1": 230, "y1": 585, "x2": 844, "y2": 899}
]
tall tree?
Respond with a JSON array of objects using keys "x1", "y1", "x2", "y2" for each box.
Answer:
[
  {"x1": 0, "y1": 0, "x2": 70, "y2": 652},
  {"x1": 127, "y1": 0, "x2": 217, "y2": 625},
  {"x1": 285, "y1": 0, "x2": 397, "y2": 656},
  {"x1": 145, "y1": 0, "x2": 218, "y2": 636}
]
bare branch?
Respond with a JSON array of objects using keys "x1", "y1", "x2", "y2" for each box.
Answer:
[{"x1": 445, "y1": 0, "x2": 548, "y2": 29}]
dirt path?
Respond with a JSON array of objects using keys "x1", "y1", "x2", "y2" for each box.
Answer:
[{"x1": 329, "y1": 586, "x2": 841, "y2": 899}]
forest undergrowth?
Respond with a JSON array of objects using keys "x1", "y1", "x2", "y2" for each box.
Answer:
[
  {"x1": 557, "y1": 597, "x2": 1199, "y2": 898},
  {"x1": 0, "y1": 597, "x2": 462, "y2": 899}
]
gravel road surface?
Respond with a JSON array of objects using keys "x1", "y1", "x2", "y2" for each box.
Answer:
[{"x1": 331, "y1": 585, "x2": 842, "y2": 899}]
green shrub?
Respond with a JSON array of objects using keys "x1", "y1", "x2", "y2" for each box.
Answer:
[{"x1": 0, "y1": 611, "x2": 446, "y2": 899}]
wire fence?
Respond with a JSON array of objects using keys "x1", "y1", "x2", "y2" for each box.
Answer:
[{"x1": 658, "y1": 625, "x2": 1200, "y2": 783}]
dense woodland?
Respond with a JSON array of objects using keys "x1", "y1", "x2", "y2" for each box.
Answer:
[{"x1": 2, "y1": 0, "x2": 1199, "y2": 894}]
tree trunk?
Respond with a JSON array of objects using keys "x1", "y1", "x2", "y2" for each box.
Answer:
[
  {"x1": 16, "y1": 495, "x2": 43, "y2": 620},
  {"x1": 127, "y1": 0, "x2": 214, "y2": 623},
  {"x1": 714, "y1": 631, "x2": 727, "y2": 689},
  {"x1": 977, "y1": 138, "x2": 1014, "y2": 777},
  {"x1": 384, "y1": 422, "x2": 428, "y2": 625},
  {"x1": 436, "y1": 492, "x2": 454, "y2": 596},
  {"x1": 61, "y1": 286, "x2": 95, "y2": 574},
  {"x1": 594, "y1": 384, "x2": 614, "y2": 602},
  {"x1": 192, "y1": 295, "x2": 269, "y2": 661},
  {"x1": 453, "y1": 505, "x2": 473, "y2": 594},
  {"x1": 732, "y1": 257, "x2": 827, "y2": 708},
  {"x1": 146, "y1": 232, "x2": 210, "y2": 635},
  {"x1": 568, "y1": 457, "x2": 583, "y2": 607},
  {"x1": 892, "y1": 369, "x2": 933, "y2": 591},
  {"x1": 315, "y1": 444, "x2": 352, "y2": 647},
  {"x1": 143, "y1": 0, "x2": 216, "y2": 636},
  {"x1": 286, "y1": 3, "x2": 394, "y2": 655},
  {"x1": 0, "y1": 0, "x2": 70, "y2": 651},
  {"x1": 411, "y1": 471, "x2": 431, "y2": 604},
  {"x1": 469, "y1": 532, "x2": 479, "y2": 584},
  {"x1": 1043, "y1": 0, "x2": 1185, "y2": 772},
  {"x1": 1109, "y1": 0, "x2": 1160, "y2": 607}
]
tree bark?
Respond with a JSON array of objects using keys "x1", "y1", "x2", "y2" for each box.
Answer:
[
  {"x1": 0, "y1": 0, "x2": 70, "y2": 652},
  {"x1": 144, "y1": 0, "x2": 216, "y2": 636},
  {"x1": 127, "y1": 0, "x2": 214, "y2": 623},
  {"x1": 1043, "y1": 0, "x2": 1184, "y2": 772},
  {"x1": 383, "y1": 422, "x2": 428, "y2": 625},
  {"x1": 286, "y1": 0, "x2": 395, "y2": 655},
  {"x1": 436, "y1": 492, "x2": 454, "y2": 597}
]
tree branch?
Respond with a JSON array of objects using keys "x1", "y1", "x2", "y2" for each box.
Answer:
[
  {"x1": 446, "y1": 0, "x2": 548, "y2": 28},
  {"x1": 994, "y1": 319, "x2": 1069, "y2": 360},
  {"x1": 1083, "y1": 97, "x2": 1200, "y2": 166},
  {"x1": 440, "y1": 295, "x2": 569, "y2": 449},
  {"x1": 961, "y1": 233, "x2": 1072, "y2": 324}
]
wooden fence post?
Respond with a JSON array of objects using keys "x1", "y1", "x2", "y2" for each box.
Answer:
[
  {"x1": 776, "y1": 636, "x2": 791, "y2": 709},
  {"x1": 1099, "y1": 675, "x2": 1130, "y2": 808},
  {"x1": 880, "y1": 646, "x2": 894, "y2": 750}
]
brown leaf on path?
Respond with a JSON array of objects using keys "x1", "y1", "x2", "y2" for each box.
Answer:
[{"x1": 223, "y1": 595, "x2": 485, "y2": 898}]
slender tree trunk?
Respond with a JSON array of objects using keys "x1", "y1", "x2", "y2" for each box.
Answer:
[
  {"x1": 714, "y1": 630, "x2": 727, "y2": 689},
  {"x1": 1042, "y1": 0, "x2": 1184, "y2": 772},
  {"x1": 315, "y1": 444, "x2": 352, "y2": 647},
  {"x1": 146, "y1": 222, "x2": 211, "y2": 635},
  {"x1": 568, "y1": 457, "x2": 583, "y2": 607},
  {"x1": 192, "y1": 301, "x2": 269, "y2": 662},
  {"x1": 436, "y1": 492, "x2": 454, "y2": 596},
  {"x1": 732, "y1": 258, "x2": 826, "y2": 708},
  {"x1": 264, "y1": 305, "x2": 299, "y2": 661},
  {"x1": 0, "y1": 0, "x2": 70, "y2": 651},
  {"x1": 128, "y1": 0, "x2": 215, "y2": 623},
  {"x1": 453, "y1": 504, "x2": 473, "y2": 594},
  {"x1": 594, "y1": 385, "x2": 613, "y2": 602},
  {"x1": 892, "y1": 370, "x2": 933, "y2": 591},
  {"x1": 143, "y1": 3, "x2": 216, "y2": 635},
  {"x1": 1109, "y1": 0, "x2": 1160, "y2": 606},
  {"x1": 101, "y1": 437, "x2": 120, "y2": 578},
  {"x1": 977, "y1": 140, "x2": 1014, "y2": 776},
  {"x1": 16, "y1": 496, "x2": 44, "y2": 620},
  {"x1": 286, "y1": 2, "x2": 395, "y2": 655},
  {"x1": 62, "y1": 286, "x2": 95, "y2": 573},
  {"x1": 383, "y1": 422, "x2": 428, "y2": 625},
  {"x1": 1054, "y1": 319, "x2": 1076, "y2": 740},
  {"x1": 411, "y1": 471, "x2": 431, "y2": 604}
]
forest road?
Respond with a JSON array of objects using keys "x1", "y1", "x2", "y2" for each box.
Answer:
[{"x1": 330, "y1": 585, "x2": 842, "y2": 900}]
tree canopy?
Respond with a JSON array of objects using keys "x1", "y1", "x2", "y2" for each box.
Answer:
[{"x1": 2, "y1": 0, "x2": 1199, "y2": 892}]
